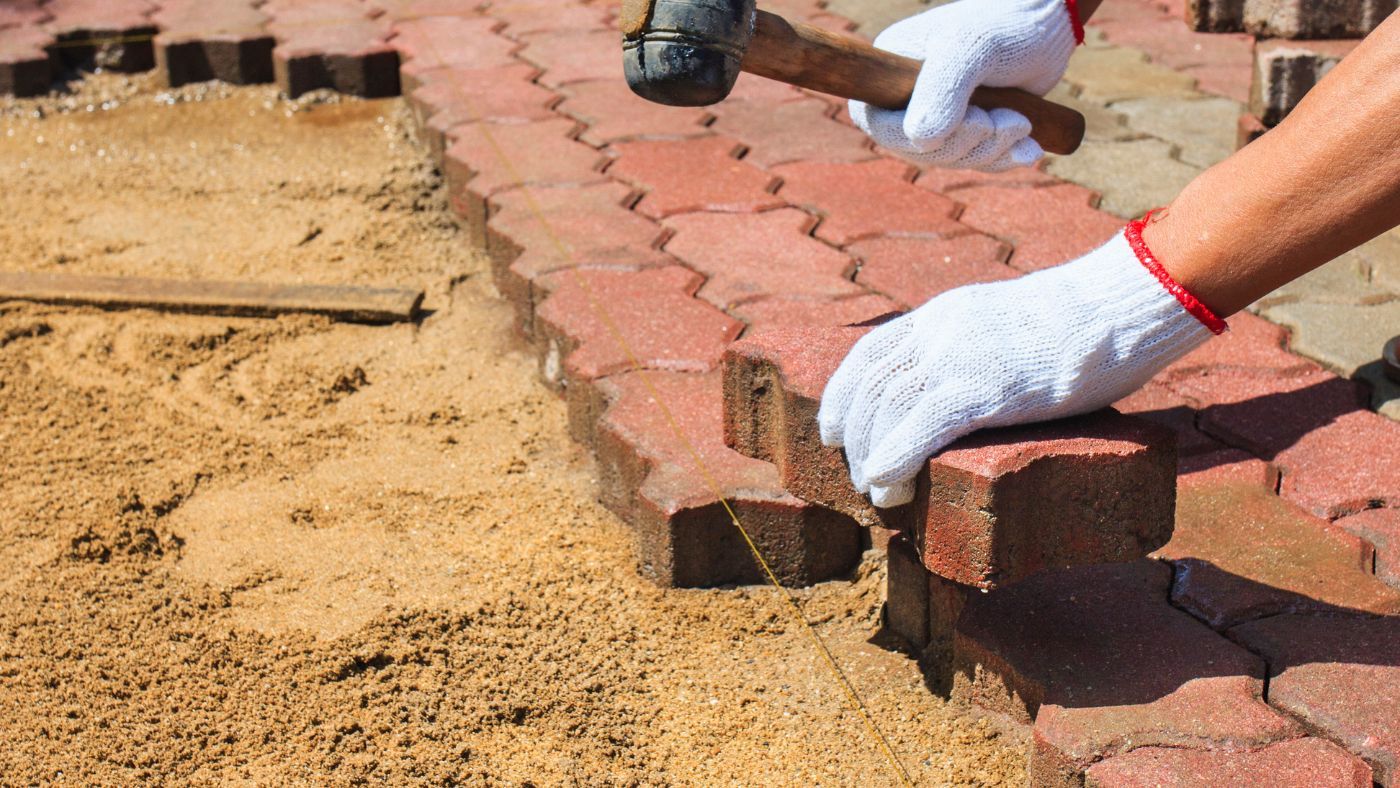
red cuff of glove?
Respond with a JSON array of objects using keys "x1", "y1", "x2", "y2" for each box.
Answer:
[
  {"x1": 1063, "y1": 0, "x2": 1087, "y2": 44},
  {"x1": 1126, "y1": 213, "x2": 1228, "y2": 335}
]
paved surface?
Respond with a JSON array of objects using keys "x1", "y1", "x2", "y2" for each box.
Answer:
[{"x1": 3, "y1": 0, "x2": 1399, "y2": 783}]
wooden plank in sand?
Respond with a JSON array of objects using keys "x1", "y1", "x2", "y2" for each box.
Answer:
[{"x1": 0, "y1": 271, "x2": 423, "y2": 324}]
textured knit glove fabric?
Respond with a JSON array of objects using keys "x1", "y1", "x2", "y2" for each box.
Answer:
[
  {"x1": 818, "y1": 230, "x2": 1218, "y2": 507},
  {"x1": 850, "y1": 0, "x2": 1077, "y2": 172}
]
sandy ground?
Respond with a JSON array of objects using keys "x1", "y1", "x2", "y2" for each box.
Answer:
[{"x1": 0, "y1": 76, "x2": 1025, "y2": 785}]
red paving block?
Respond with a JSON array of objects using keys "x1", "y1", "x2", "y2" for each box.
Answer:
[
  {"x1": 518, "y1": 29, "x2": 620, "y2": 88},
  {"x1": 409, "y1": 64, "x2": 557, "y2": 157},
  {"x1": 708, "y1": 98, "x2": 874, "y2": 168},
  {"x1": 1169, "y1": 368, "x2": 1400, "y2": 517},
  {"x1": 0, "y1": 25, "x2": 54, "y2": 97},
  {"x1": 43, "y1": 0, "x2": 156, "y2": 73},
  {"x1": 557, "y1": 80, "x2": 711, "y2": 146},
  {"x1": 1154, "y1": 464, "x2": 1400, "y2": 629},
  {"x1": 1084, "y1": 738, "x2": 1373, "y2": 788},
  {"x1": 850, "y1": 235, "x2": 1015, "y2": 309},
  {"x1": 443, "y1": 119, "x2": 608, "y2": 233},
  {"x1": 722, "y1": 327, "x2": 1178, "y2": 587},
  {"x1": 534, "y1": 266, "x2": 743, "y2": 385},
  {"x1": 1338, "y1": 508, "x2": 1400, "y2": 590},
  {"x1": 274, "y1": 36, "x2": 400, "y2": 98},
  {"x1": 724, "y1": 72, "x2": 809, "y2": 105},
  {"x1": 730, "y1": 293, "x2": 901, "y2": 333},
  {"x1": 886, "y1": 533, "x2": 972, "y2": 669},
  {"x1": 153, "y1": 4, "x2": 275, "y2": 87},
  {"x1": 265, "y1": 1, "x2": 383, "y2": 36},
  {"x1": 390, "y1": 15, "x2": 515, "y2": 89},
  {"x1": 368, "y1": 0, "x2": 485, "y2": 19},
  {"x1": 1175, "y1": 447, "x2": 1279, "y2": 487},
  {"x1": 491, "y1": 1, "x2": 611, "y2": 35},
  {"x1": 914, "y1": 163, "x2": 1060, "y2": 194},
  {"x1": 772, "y1": 159, "x2": 964, "y2": 246},
  {"x1": 1230, "y1": 614, "x2": 1400, "y2": 786},
  {"x1": 0, "y1": 1, "x2": 48, "y2": 29},
  {"x1": 662, "y1": 209, "x2": 863, "y2": 308},
  {"x1": 950, "y1": 560, "x2": 1302, "y2": 786},
  {"x1": 1091, "y1": 4, "x2": 1253, "y2": 102},
  {"x1": 592, "y1": 370, "x2": 862, "y2": 587},
  {"x1": 1163, "y1": 311, "x2": 1317, "y2": 380},
  {"x1": 956, "y1": 183, "x2": 1123, "y2": 272},
  {"x1": 607, "y1": 136, "x2": 784, "y2": 219},
  {"x1": 1113, "y1": 380, "x2": 1224, "y2": 458}
]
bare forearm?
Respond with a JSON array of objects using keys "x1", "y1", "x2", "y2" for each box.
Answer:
[{"x1": 1142, "y1": 12, "x2": 1400, "y2": 316}]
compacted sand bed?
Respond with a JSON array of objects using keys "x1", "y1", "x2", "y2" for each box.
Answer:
[{"x1": 0, "y1": 77, "x2": 1024, "y2": 784}]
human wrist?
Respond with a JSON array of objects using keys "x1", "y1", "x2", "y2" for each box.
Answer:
[
  {"x1": 1138, "y1": 204, "x2": 1241, "y2": 321},
  {"x1": 1129, "y1": 212, "x2": 1227, "y2": 334}
]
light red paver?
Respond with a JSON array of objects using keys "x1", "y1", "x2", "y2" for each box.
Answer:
[
  {"x1": 1169, "y1": 367, "x2": 1400, "y2": 517},
  {"x1": 1164, "y1": 311, "x2": 1317, "y2": 380},
  {"x1": 850, "y1": 235, "x2": 1015, "y2": 308},
  {"x1": 773, "y1": 158, "x2": 965, "y2": 246},
  {"x1": 1089, "y1": 0, "x2": 1253, "y2": 103},
  {"x1": 730, "y1": 294, "x2": 900, "y2": 333},
  {"x1": 0, "y1": 1, "x2": 48, "y2": 30},
  {"x1": 517, "y1": 29, "x2": 620, "y2": 87},
  {"x1": 409, "y1": 63, "x2": 558, "y2": 156},
  {"x1": 534, "y1": 266, "x2": 743, "y2": 385},
  {"x1": 272, "y1": 18, "x2": 400, "y2": 98},
  {"x1": 390, "y1": 15, "x2": 514, "y2": 89},
  {"x1": 723, "y1": 326, "x2": 1178, "y2": 587},
  {"x1": 1156, "y1": 461, "x2": 1400, "y2": 629},
  {"x1": 662, "y1": 209, "x2": 864, "y2": 309},
  {"x1": 956, "y1": 183, "x2": 1123, "y2": 271},
  {"x1": 154, "y1": 2, "x2": 275, "y2": 88},
  {"x1": 709, "y1": 98, "x2": 874, "y2": 169},
  {"x1": 557, "y1": 79, "x2": 712, "y2": 146},
  {"x1": 1084, "y1": 738, "x2": 1372, "y2": 788},
  {"x1": 592, "y1": 370, "x2": 862, "y2": 587},
  {"x1": 913, "y1": 163, "x2": 1060, "y2": 194},
  {"x1": 607, "y1": 137, "x2": 784, "y2": 219},
  {"x1": 369, "y1": 0, "x2": 485, "y2": 20},
  {"x1": 1338, "y1": 508, "x2": 1400, "y2": 590},
  {"x1": 490, "y1": 1, "x2": 611, "y2": 36},
  {"x1": 43, "y1": 0, "x2": 157, "y2": 73},
  {"x1": 1231, "y1": 614, "x2": 1400, "y2": 786},
  {"x1": 951, "y1": 560, "x2": 1302, "y2": 787},
  {"x1": 0, "y1": 25, "x2": 54, "y2": 97}
]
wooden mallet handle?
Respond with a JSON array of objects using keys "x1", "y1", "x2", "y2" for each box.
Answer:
[{"x1": 743, "y1": 10, "x2": 1086, "y2": 155}]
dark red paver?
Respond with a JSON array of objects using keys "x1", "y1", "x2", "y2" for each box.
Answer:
[
  {"x1": 1114, "y1": 380, "x2": 1224, "y2": 458},
  {"x1": 43, "y1": 0, "x2": 157, "y2": 73},
  {"x1": 1084, "y1": 738, "x2": 1372, "y2": 788},
  {"x1": 772, "y1": 158, "x2": 964, "y2": 246},
  {"x1": 0, "y1": 24, "x2": 54, "y2": 97},
  {"x1": 850, "y1": 235, "x2": 1015, "y2": 308},
  {"x1": 1338, "y1": 508, "x2": 1400, "y2": 590},
  {"x1": 409, "y1": 63, "x2": 557, "y2": 157},
  {"x1": 1164, "y1": 311, "x2": 1317, "y2": 380},
  {"x1": 951, "y1": 560, "x2": 1302, "y2": 786},
  {"x1": 723, "y1": 326, "x2": 1178, "y2": 587},
  {"x1": 517, "y1": 29, "x2": 620, "y2": 87},
  {"x1": 1155, "y1": 462, "x2": 1400, "y2": 629},
  {"x1": 956, "y1": 183, "x2": 1122, "y2": 272},
  {"x1": 593, "y1": 370, "x2": 862, "y2": 587},
  {"x1": 534, "y1": 266, "x2": 743, "y2": 385},
  {"x1": 709, "y1": 98, "x2": 874, "y2": 169},
  {"x1": 272, "y1": 18, "x2": 400, "y2": 98},
  {"x1": 1231, "y1": 614, "x2": 1400, "y2": 786},
  {"x1": 154, "y1": 2, "x2": 274, "y2": 88},
  {"x1": 557, "y1": 79, "x2": 711, "y2": 146},
  {"x1": 662, "y1": 209, "x2": 863, "y2": 309},
  {"x1": 607, "y1": 137, "x2": 784, "y2": 219}
]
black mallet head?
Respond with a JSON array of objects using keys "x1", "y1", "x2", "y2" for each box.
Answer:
[{"x1": 621, "y1": 0, "x2": 756, "y2": 107}]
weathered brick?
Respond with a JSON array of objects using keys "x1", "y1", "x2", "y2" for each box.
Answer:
[
  {"x1": 1114, "y1": 380, "x2": 1224, "y2": 458},
  {"x1": 1187, "y1": 0, "x2": 1393, "y2": 37},
  {"x1": 850, "y1": 235, "x2": 1015, "y2": 309},
  {"x1": 0, "y1": 25, "x2": 53, "y2": 97},
  {"x1": 389, "y1": 15, "x2": 514, "y2": 90},
  {"x1": 1251, "y1": 39, "x2": 1359, "y2": 127},
  {"x1": 885, "y1": 534, "x2": 972, "y2": 674},
  {"x1": 534, "y1": 266, "x2": 743, "y2": 388},
  {"x1": 442, "y1": 119, "x2": 608, "y2": 238},
  {"x1": 1338, "y1": 508, "x2": 1400, "y2": 590},
  {"x1": 722, "y1": 326, "x2": 1179, "y2": 588},
  {"x1": 708, "y1": 98, "x2": 874, "y2": 168},
  {"x1": 409, "y1": 63, "x2": 557, "y2": 158},
  {"x1": 952, "y1": 560, "x2": 1302, "y2": 786},
  {"x1": 557, "y1": 79, "x2": 711, "y2": 146},
  {"x1": 956, "y1": 183, "x2": 1122, "y2": 272},
  {"x1": 1084, "y1": 738, "x2": 1373, "y2": 788},
  {"x1": 593, "y1": 370, "x2": 862, "y2": 587},
  {"x1": 662, "y1": 209, "x2": 863, "y2": 309},
  {"x1": 772, "y1": 158, "x2": 963, "y2": 246},
  {"x1": 1155, "y1": 463, "x2": 1400, "y2": 629},
  {"x1": 607, "y1": 137, "x2": 784, "y2": 219},
  {"x1": 518, "y1": 29, "x2": 620, "y2": 87},
  {"x1": 1169, "y1": 368, "x2": 1400, "y2": 517},
  {"x1": 1231, "y1": 614, "x2": 1400, "y2": 786},
  {"x1": 730, "y1": 294, "x2": 900, "y2": 333},
  {"x1": 43, "y1": 0, "x2": 156, "y2": 73}
]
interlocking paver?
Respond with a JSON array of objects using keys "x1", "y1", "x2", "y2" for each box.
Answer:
[
  {"x1": 1114, "y1": 380, "x2": 1224, "y2": 457},
  {"x1": 956, "y1": 183, "x2": 1122, "y2": 271},
  {"x1": 1063, "y1": 47, "x2": 1201, "y2": 105},
  {"x1": 593, "y1": 370, "x2": 862, "y2": 587},
  {"x1": 913, "y1": 162, "x2": 1060, "y2": 194},
  {"x1": 368, "y1": 0, "x2": 485, "y2": 20},
  {"x1": 950, "y1": 560, "x2": 1301, "y2": 786},
  {"x1": 662, "y1": 209, "x2": 864, "y2": 308},
  {"x1": 557, "y1": 79, "x2": 711, "y2": 146},
  {"x1": 709, "y1": 98, "x2": 874, "y2": 168},
  {"x1": 1255, "y1": 251, "x2": 1390, "y2": 308},
  {"x1": 1113, "y1": 95, "x2": 1241, "y2": 168},
  {"x1": 1250, "y1": 39, "x2": 1357, "y2": 126},
  {"x1": 729, "y1": 294, "x2": 900, "y2": 333},
  {"x1": 607, "y1": 137, "x2": 784, "y2": 219},
  {"x1": 0, "y1": 25, "x2": 54, "y2": 97},
  {"x1": 410, "y1": 63, "x2": 558, "y2": 157},
  {"x1": 885, "y1": 533, "x2": 971, "y2": 668},
  {"x1": 154, "y1": 3, "x2": 275, "y2": 88},
  {"x1": 0, "y1": 1, "x2": 48, "y2": 30},
  {"x1": 850, "y1": 235, "x2": 1015, "y2": 308},
  {"x1": 535, "y1": 265, "x2": 743, "y2": 385},
  {"x1": 1156, "y1": 463, "x2": 1400, "y2": 629},
  {"x1": 1363, "y1": 229, "x2": 1400, "y2": 294},
  {"x1": 772, "y1": 158, "x2": 963, "y2": 246},
  {"x1": 1044, "y1": 83, "x2": 1137, "y2": 142},
  {"x1": 1045, "y1": 139, "x2": 1200, "y2": 219},
  {"x1": 43, "y1": 0, "x2": 157, "y2": 73},
  {"x1": 723, "y1": 326, "x2": 1178, "y2": 587},
  {"x1": 1262, "y1": 301, "x2": 1400, "y2": 378},
  {"x1": 1164, "y1": 310, "x2": 1317, "y2": 379},
  {"x1": 390, "y1": 15, "x2": 515, "y2": 90},
  {"x1": 1084, "y1": 738, "x2": 1373, "y2": 788},
  {"x1": 517, "y1": 29, "x2": 620, "y2": 87},
  {"x1": 1089, "y1": 0, "x2": 1254, "y2": 102},
  {"x1": 1231, "y1": 614, "x2": 1400, "y2": 786},
  {"x1": 272, "y1": 19, "x2": 400, "y2": 98},
  {"x1": 490, "y1": 1, "x2": 611, "y2": 36},
  {"x1": 1338, "y1": 508, "x2": 1400, "y2": 590}
]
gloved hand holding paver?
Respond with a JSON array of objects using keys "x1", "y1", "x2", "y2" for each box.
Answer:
[{"x1": 825, "y1": 3, "x2": 1400, "y2": 506}]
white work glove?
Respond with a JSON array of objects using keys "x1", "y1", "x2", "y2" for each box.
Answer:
[
  {"x1": 818, "y1": 225, "x2": 1226, "y2": 507},
  {"x1": 851, "y1": 0, "x2": 1079, "y2": 171}
]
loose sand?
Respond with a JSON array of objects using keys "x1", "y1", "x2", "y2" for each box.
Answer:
[{"x1": 0, "y1": 76, "x2": 1025, "y2": 784}]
